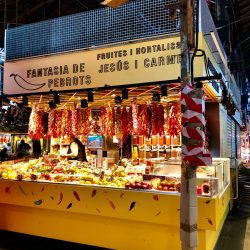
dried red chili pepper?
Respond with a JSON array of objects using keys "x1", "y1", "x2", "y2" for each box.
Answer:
[
  {"x1": 158, "y1": 104, "x2": 165, "y2": 136},
  {"x1": 72, "y1": 107, "x2": 80, "y2": 137},
  {"x1": 121, "y1": 107, "x2": 129, "y2": 143},
  {"x1": 168, "y1": 103, "x2": 181, "y2": 137}
]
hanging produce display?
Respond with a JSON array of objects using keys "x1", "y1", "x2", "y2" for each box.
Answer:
[
  {"x1": 28, "y1": 106, "x2": 48, "y2": 139},
  {"x1": 121, "y1": 107, "x2": 130, "y2": 143},
  {"x1": 132, "y1": 102, "x2": 138, "y2": 135},
  {"x1": 27, "y1": 100, "x2": 185, "y2": 142},
  {"x1": 72, "y1": 106, "x2": 80, "y2": 137},
  {"x1": 146, "y1": 106, "x2": 152, "y2": 137},
  {"x1": 114, "y1": 107, "x2": 123, "y2": 142},
  {"x1": 91, "y1": 111, "x2": 101, "y2": 135},
  {"x1": 80, "y1": 108, "x2": 91, "y2": 136},
  {"x1": 167, "y1": 102, "x2": 181, "y2": 137},
  {"x1": 55, "y1": 110, "x2": 62, "y2": 138},
  {"x1": 61, "y1": 109, "x2": 72, "y2": 137},
  {"x1": 158, "y1": 104, "x2": 165, "y2": 136},
  {"x1": 101, "y1": 106, "x2": 114, "y2": 138},
  {"x1": 137, "y1": 104, "x2": 148, "y2": 137},
  {"x1": 151, "y1": 104, "x2": 158, "y2": 136},
  {"x1": 28, "y1": 105, "x2": 38, "y2": 139},
  {"x1": 47, "y1": 110, "x2": 56, "y2": 138}
]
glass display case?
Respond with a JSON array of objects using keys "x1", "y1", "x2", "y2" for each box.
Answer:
[
  {"x1": 0, "y1": 155, "x2": 229, "y2": 198},
  {"x1": 149, "y1": 158, "x2": 230, "y2": 197}
]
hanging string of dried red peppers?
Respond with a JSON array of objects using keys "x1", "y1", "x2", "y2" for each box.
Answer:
[{"x1": 28, "y1": 102, "x2": 181, "y2": 140}]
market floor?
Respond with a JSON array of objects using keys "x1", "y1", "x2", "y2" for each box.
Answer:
[
  {"x1": 214, "y1": 201, "x2": 250, "y2": 250},
  {"x1": 0, "y1": 208, "x2": 249, "y2": 250},
  {"x1": 215, "y1": 176, "x2": 250, "y2": 250},
  {"x1": 0, "y1": 230, "x2": 110, "y2": 250}
]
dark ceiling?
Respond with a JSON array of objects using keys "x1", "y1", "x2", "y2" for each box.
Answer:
[
  {"x1": 0, "y1": 0, "x2": 249, "y2": 83},
  {"x1": 219, "y1": 0, "x2": 250, "y2": 86},
  {"x1": 0, "y1": 0, "x2": 103, "y2": 48}
]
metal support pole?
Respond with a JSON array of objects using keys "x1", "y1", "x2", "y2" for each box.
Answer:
[{"x1": 180, "y1": 0, "x2": 197, "y2": 249}]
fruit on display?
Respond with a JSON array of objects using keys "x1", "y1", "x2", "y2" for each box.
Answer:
[
  {"x1": 202, "y1": 182, "x2": 210, "y2": 194},
  {"x1": 0, "y1": 158, "x2": 184, "y2": 194},
  {"x1": 125, "y1": 181, "x2": 152, "y2": 190}
]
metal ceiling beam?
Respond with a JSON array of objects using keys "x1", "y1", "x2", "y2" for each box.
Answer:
[
  {"x1": 15, "y1": 0, "x2": 58, "y2": 22},
  {"x1": 239, "y1": 0, "x2": 250, "y2": 9}
]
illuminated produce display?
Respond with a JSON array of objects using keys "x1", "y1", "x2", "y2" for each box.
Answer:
[{"x1": 0, "y1": 156, "x2": 229, "y2": 197}]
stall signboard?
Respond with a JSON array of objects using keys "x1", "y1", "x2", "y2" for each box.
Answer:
[{"x1": 4, "y1": 36, "x2": 181, "y2": 95}]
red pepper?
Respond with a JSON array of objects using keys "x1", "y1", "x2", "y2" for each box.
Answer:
[
  {"x1": 72, "y1": 107, "x2": 80, "y2": 137},
  {"x1": 138, "y1": 104, "x2": 148, "y2": 136},
  {"x1": 151, "y1": 104, "x2": 158, "y2": 135},
  {"x1": 168, "y1": 103, "x2": 181, "y2": 137},
  {"x1": 121, "y1": 107, "x2": 129, "y2": 143},
  {"x1": 158, "y1": 104, "x2": 165, "y2": 136}
]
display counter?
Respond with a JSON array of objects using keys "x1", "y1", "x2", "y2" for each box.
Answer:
[{"x1": 0, "y1": 158, "x2": 230, "y2": 250}]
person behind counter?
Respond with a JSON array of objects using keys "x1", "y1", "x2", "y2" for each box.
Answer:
[
  {"x1": 61, "y1": 135, "x2": 87, "y2": 162},
  {"x1": 17, "y1": 139, "x2": 31, "y2": 157}
]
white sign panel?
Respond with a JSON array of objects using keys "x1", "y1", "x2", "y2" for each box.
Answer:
[{"x1": 4, "y1": 37, "x2": 181, "y2": 95}]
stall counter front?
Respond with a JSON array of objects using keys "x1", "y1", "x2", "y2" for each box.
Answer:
[{"x1": 0, "y1": 180, "x2": 230, "y2": 250}]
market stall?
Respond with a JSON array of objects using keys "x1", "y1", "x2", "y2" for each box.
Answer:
[
  {"x1": 1, "y1": 23, "x2": 232, "y2": 248},
  {"x1": 0, "y1": 83, "x2": 230, "y2": 250}
]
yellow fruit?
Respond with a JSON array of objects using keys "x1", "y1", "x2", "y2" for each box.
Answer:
[
  {"x1": 1, "y1": 172, "x2": 8, "y2": 179},
  {"x1": 8, "y1": 172, "x2": 16, "y2": 179}
]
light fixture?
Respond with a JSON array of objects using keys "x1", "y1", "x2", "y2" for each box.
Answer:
[
  {"x1": 22, "y1": 96, "x2": 28, "y2": 106},
  {"x1": 53, "y1": 93, "x2": 60, "y2": 104},
  {"x1": 122, "y1": 88, "x2": 128, "y2": 99},
  {"x1": 210, "y1": 31, "x2": 234, "y2": 84},
  {"x1": 160, "y1": 84, "x2": 168, "y2": 96},
  {"x1": 152, "y1": 91, "x2": 161, "y2": 102},
  {"x1": 115, "y1": 95, "x2": 122, "y2": 105},
  {"x1": 81, "y1": 99, "x2": 88, "y2": 108},
  {"x1": 195, "y1": 81, "x2": 203, "y2": 89},
  {"x1": 48, "y1": 100, "x2": 56, "y2": 109},
  {"x1": 101, "y1": 0, "x2": 129, "y2": 8},
  {"x1": 88, "y1": 91, "x2": 94, "y2": 102}
]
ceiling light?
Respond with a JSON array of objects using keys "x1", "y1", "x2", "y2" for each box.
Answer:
[
  {"x1": 160, "y1": 85, "x2": 168, "y2": 96},
  {"x1": 101, "y1": 0, "x2": 129, "y2": 8},
  {"x1": 88, "y1": 91, "x2": 94, "y2": 102},
  {"x1": 22, "y1": 96, "x2": 28, "y2": 106},
  {"x1": 48, "y1": 100, "x2": 57, "y2": 109},
  {"x1": 152, "y1": 92, "x2": 161, "y2": 102},
  {"x1": 122, "y1": 88, "x2": 128, "y2": 99},
  {"x1": 81, "y1": 99, "x2": 88, "y2": 108},
  {"x1": 115, "y1": 95, "x2": 122, "y2": 105},
  {"x1": 53, "y1": 93, "x2": 60, "y2": 104}
]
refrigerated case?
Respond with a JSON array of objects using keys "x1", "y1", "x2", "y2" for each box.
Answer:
[{"x1": 151, "y1": 158, "x2": 230, "y2": 197}]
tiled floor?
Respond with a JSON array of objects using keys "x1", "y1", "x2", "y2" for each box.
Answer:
[
  {"x1": 215, "y1": 181, "x2": 250, "y2": 250},
  {"x1": 215, "y1": 208, "x2": 249, "y2": 250}
]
